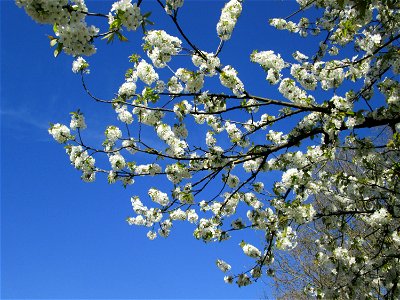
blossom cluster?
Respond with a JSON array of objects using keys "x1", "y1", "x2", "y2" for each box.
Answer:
[
  {"x1": 251, "y1": 50, "x2": 285, "y2": 84},
  {"x1": 136, "y1": 59, "x2": 159, "y2": 85},
  {"x1": 66, "y1": 145, "x2": 96, "y2": 182},
  {"x1": 175, "y1": 68, "x2": 204, "y2": 93},
  {"x1": 17, "y1": 0, "x2": 102, "y2": 56},
  {"x1": 192, "y1": 51, "x2": 221, "y2": 76},
  {"x1": 48, "y1": 123, "x2": 72, "y2": 143},
  {"x1": 110, "y1": 0, "x2": 142, "y2": 31},
  {"x1": 219, "y1": 65, "x2": 245, "y2": 96},
  {"x1": 143, "y1": 30, "x2": 182, "y2": 68},
  {"x1": 72, "y1": 57, "x2": 89, "y2": 74},
  {"x1": 165, "y1": 0, "x2": 184, "y2": 15},
  {"x1": 57, "y1": 15, "x2": 99, "y2": 56},
  {"x1": 15, "y1": 0, "x2": 70, "y2": 24},
  {"x1": 216, "y1": 0, "x2": 242, "y2": 40}
]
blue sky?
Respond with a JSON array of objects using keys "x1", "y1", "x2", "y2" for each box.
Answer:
[{"x1": 0, "y1": 1, "x2": 314, "y2": 299}]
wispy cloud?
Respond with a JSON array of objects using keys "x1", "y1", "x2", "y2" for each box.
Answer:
[
  {"x1": 1, "y1": 108, "x2": 48, "y2": 129},
  {"x1": 1, "y1": 107, "x2": 50, "y2": 142}
]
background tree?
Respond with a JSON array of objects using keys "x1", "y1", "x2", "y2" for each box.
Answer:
[
  {"x1": 272, "y1": 137, "x2": 400, "y2": 299},
  {"x1": 16, "y1": 0, "x2": 399, "y2": 298}
]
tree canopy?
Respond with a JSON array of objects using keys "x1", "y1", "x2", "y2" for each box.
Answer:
[{"x1": 16, "y1": 0, "x2": 400, "y2": 298}]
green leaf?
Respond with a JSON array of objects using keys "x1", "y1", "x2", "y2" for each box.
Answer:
[
  {"x1": 125, "y1": 68, "x2": 133, "y2": 78},
  {"x1": 117, "y1": 32, "x2": 128, "y2": 42},
  {"x1": 128, "y1": 54, "x2": 140, "y2": 63},
  {"x1": 110, "y1": 18, "x2": 122, "y2": 30},
  {"x1": 54, "y1": 43, "x2": 63, "y2": 57},
  {"x1": 143, "y1": 11, "x2": 152, "y2": 18},
  {"x1": 102, "y1": 32, "x2": 116, "y2": 44}
]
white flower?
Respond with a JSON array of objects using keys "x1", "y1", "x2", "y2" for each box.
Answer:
[
  {"x1": 16, "y1": 0, "x2": 70, "y2": 24},
  {"x1": 243, "y1": 159, "x2": 261, "y2": 173},
  {"x1": 110, "y1": 0, "x2": 142, "y2": 31},
  {"x1": 225, "y1": 122, "x2": 243, "y2": 142},
  {"x1": 143, "y1": 30, "x2": 182, "y2": 68},
  {"x1": 345, "y1": 116, "x2": 356, "y2": 129},
  {"x1": 220, "y1": 65, "x2": 245, "y2": 96},
  {"x1": 331, "y1": 95, "x2": 352, "y2": 111},
  {"x1": 225, "y1": 174, "x2": 239, "y2": 188},
  {"x1": 118, "y1": 81, "x2": 136, "y2": 98},
  {"x1": 318, "y1": 61, "x2": 345, "y2": 90},
  {"x1": 170, "y1": 208, "x2": 187, "y2": 220},
  {"x1": 289, "y1": 204, "x2": 316, "y2": 223},
  {"x1": 217, "y1": 0, "x2": 242, "y2": 41},
  {"x1": 368, "y1": 208, "x2": 390, "y2": 227},
  {"x1": 278, "y1": 78, "x2": 311, "y2": 104},
  {"x1": 333, "y1": 247, "x2": 355, "y2": 266},
  {"x1": 206, "y1": 131, "x2": 216, "y2": 147},
  {"x1": 251, "y1": 267, "x2": 262, "y2": 278},
  {"x1": 135, "y1": 163, "x2": 161, "y2": 176},
  {"x1": 82, "y1": 171, "x2": 96, "y2": 182},
  {"x1": 168, "y1": 76, "x2": 183, "y2": 93},
  {"x1": 224, "y1": 275, "x2": 233, "y2": 284},
  {"x1": 236, "y1": 273, "x2": 251, "y2": 287},
  {"x1": 269, "y1": 18, "x2": 287, "y2": 30},
  {"x1": 251, "y1": 50, "x2": 285, "y2": 74},
  {"x1": 241, "y1": 243, "x2": 261, "y2": 258},
  {"x1": 216, "y1": 259, "x2": 231, "y2": 272},
  {"x1": 70, "y1": 112, "x2": 86, "y2": 130},
  {"x1": 391, "y1": 231, "x2": 400, "y2": 246},
  {"x1": 109, "y1": 153, "x2": 125, "y2": 171},
  {"x1": 176, "y1": 68, "x2": 204, "y2": 93},
  {"x1": 136, "y1": 60, "x2": 159, "y2": 85},
  {"x1": 57, "y1": 21, "x2": 99, "y2": 56},
  {"x1": 267, "y1": 130, "x2": 287, "y2": 145},
  {"x1": 165, "y1": 0, "x2": 184, "y2": 14},
  {"x1": 105, "y1": 126, "x2": 122, "y2": 142},
  {"x1": 49, "y1": 123, "x2": 72, "y2": 143},
  {"x1": 72, "y1": 57, "x2": 89, "y2": 73},
  {"x1": 148, "y1": 188, "x2": 170, "y2": 206},
  {"x1": 253, "y1": 182, "x2": 264, "y2": 192},
  {"x1": 147, "y1": 231, "x2": 157, "y2": 240},
  {"x1": 192, "y1": 51, "x2": 220, "y2": 76},
  {"x1": 154, "y1": 80, "x2": 166, "y2": 93},
  {"x1": 276, "y1": 226, "x2": 297, "y2": 250},
  {"x1": 108, "y1": 171, "x2": 117, "y2": 184},
  {"x1": 292, "y1": 51, "x2": 308, "y2": 62},
  {"x1": 121, "y1": 139, "x2": 137, "y2": 155},
  {"x1": 115, "y1": 105, "x2": 133, "y2": 124},
  {"x1": 290, "y1": 64, "x2": 317, "y2": 90},
  {"x1": 187, "y1": 209, "x2": 198, "y2": 223},
  {"x1": 281, "y1": 168, "x2": 304, "y2": 188}
]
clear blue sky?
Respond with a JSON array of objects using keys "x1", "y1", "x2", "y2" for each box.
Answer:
[{"x1": 1, "y1": 1, "x2": 311, "y2": 299}]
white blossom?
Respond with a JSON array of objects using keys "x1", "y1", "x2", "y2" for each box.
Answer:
[
  {"x1": 136, "y1": 59, "x2": 159, "y2": 85},
  {"x1": 216, "y1": 259, "x2": 231, "y2": 272},
  {"x1": 110, "y1": 0, "x2": 142, "y2": 31},
  {"x1": 241, "y1": 243, "x2": 261, "y2": 258},
  {"x1": 216, "y1": 0, "x2": 242, "y2": 41},
  {"x1": 49, "y1": 123, "x2": 72, "y2": 143},
  {"x1": 105, "y1": 126, "x2": 122, "y2": 142}
]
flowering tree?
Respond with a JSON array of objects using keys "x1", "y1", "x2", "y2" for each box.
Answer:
[{"x1": 16, "y1": 0, "x2": 399, "y2": 298}]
